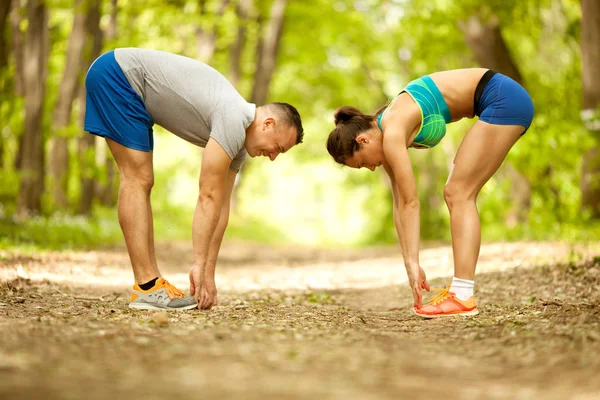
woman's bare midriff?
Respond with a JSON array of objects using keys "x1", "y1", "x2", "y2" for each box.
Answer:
[{"x1": 429, "y1": 68, "x2": 489, "y2": 121}]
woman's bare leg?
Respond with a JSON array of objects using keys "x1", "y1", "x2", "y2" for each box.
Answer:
[{"x1": 444, "y1": 121, "x2": 525, "y2": 280}]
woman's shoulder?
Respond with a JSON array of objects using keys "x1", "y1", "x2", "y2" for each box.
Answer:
[
  {"x1": 388, "y1": 90, "x2": 421, "y2": 113},
  {"x1": 381, "y1": 94, "x2": 421, "y2": 131}
]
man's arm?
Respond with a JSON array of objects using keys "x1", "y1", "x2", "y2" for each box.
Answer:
[
  {"x1": 191, "y1": 138, "x2": 231, "y2": 308},
  {"x1": 203, "y1": 169, "x2": 237, "y2": 285}
]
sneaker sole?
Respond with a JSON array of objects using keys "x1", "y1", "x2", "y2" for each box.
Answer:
[
  {"x1": 413, "y1": 308, "x2": 479, "y2": 319},
  {"x1": 128, "y1": 303, "x2": 197, "y2": 311}
]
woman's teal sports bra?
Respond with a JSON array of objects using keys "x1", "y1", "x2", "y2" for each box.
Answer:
[{"x1": 377, "y1": 75, "x2": 452, "y2": 149}]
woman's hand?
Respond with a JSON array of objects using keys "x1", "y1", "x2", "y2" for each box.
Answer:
[{"x1": 407, "y1": 264, "x2": 430, "y2": 308}]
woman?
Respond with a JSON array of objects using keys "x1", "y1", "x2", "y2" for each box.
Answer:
[{"x1": 326, "y1": 68, "x2": 534, "y2": 318}]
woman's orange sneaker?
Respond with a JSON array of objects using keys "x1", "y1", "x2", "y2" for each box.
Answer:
[{"x1": 414, "y1": 285, "x2": 478, "y2": 318}]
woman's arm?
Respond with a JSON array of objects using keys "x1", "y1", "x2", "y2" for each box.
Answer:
[
  {"x1": 383, "y1": 132, "x2": 420, "y2": 263},
  {"x1": 382, "y1": 126, "x2": 429, "y2": 306},
  {"x1": 383, "y1": 162, "x2": 415, "y2": 263}
]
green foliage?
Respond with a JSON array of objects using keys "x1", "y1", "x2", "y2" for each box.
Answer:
[
  {"x1": 225, "y1": 216, "x2": 288, "y2": 244},
  {"x1": 305, "y1": 292, "x2": 333, "y2": 304},
  {"x1": 0, "y1": 0, "x2": 597, "y2": 250},
  {"x1": 0, "y1": 212, "x2": 122, "y2": 251},
  {"x1": 0, "y1": 202, "x2": 200, "y2": 251}
]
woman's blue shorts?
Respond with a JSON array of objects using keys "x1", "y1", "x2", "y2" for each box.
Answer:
[
  {"x1": 84, "y1": 50, "x2": 154, "y2": 152},
  {"x1": 474, "y1": 71, "x2": 534, "y2": 134}
]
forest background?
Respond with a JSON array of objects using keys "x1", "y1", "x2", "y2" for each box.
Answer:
[{"x1": 1, "y1": 0, "x2": 599, "y2": 250}]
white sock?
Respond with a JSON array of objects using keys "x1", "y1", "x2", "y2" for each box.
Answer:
[{"x1": 450, "y1": 277, "x2": 474, "y2": 301}]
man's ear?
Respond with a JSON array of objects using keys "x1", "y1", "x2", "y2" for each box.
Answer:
[{"x1": 262, "y1": 117, "x2": 275, "y2": 130}]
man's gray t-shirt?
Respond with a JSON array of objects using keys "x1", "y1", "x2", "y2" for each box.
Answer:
[{"x1": 114, "y1": 48, "x2": 255, "y2": 172}]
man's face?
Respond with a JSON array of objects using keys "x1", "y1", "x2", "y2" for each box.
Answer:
[{"x1": 247, "y1": 118, "x2": 297, "y2": 161}]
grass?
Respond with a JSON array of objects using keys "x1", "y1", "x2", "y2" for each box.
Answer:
[
  {"x1": 0, "y1": 210, "x2": 122, "y2": 251},
  {"x1": 1, "y1": 202, "x2": 599, "y2": 252},
  {"x1": 0, "y1": 205, "x2": 290, "y2": 252}
]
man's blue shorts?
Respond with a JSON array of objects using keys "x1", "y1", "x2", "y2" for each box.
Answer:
[
  {"x1": 474, "y1": 71, "x2": 534, "y2": 134},
  {"x1": 84, "y1": 50, "x2": 154, "y2": 152}
]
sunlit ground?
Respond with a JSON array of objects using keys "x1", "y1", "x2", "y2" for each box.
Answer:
[
  {"x1": 1, "y1": 240, "x2": 596, "y2": 295},
  {"x1": 1, "y1": 240, "x2": 600, "y2": 400}
]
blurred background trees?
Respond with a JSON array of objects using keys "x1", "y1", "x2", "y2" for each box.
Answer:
[{"x1": 0, "y1": 0, "x2": 597, "y2": 249}]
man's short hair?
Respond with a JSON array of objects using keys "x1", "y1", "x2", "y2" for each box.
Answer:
[{"x1": 269, "y1": 102, "x2": 304, "y2": 144}]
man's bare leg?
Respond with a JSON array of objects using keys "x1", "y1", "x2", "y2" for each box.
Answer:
[{"x1": 106, "y1": 138, "x2": 160, "y2": 284}]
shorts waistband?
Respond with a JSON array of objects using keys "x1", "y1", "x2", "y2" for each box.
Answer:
[{"x1": 474, "y1": 70, "x2": 498, "y2": 114}]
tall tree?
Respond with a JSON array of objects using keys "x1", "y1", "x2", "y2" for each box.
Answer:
[
  {"x1": 11, "y1": 0, "x2": 24, "y2": 170},
  {"x1": 235, "y1": 0, "x2": 287, "y2": 206},
  {"x1": 250, "y1": 0, "x2": 287, "y2": 105},
  {"x1": 17, "y1": 0, "x2": 48, "y2": 216},
  {"x1": 229, "y1": 0, "x2": 251, "y2": 88},
  {"x1": 196, "y1": 0, "x2": 229, "y2": 63},
  {"x1": 9, "y1": 0, "x2": 22, "y2": 96},
  {"x1": 227, "y1": 0, "x2": 253, "y2": 213},
  {"x1": 580, "y1": 0, "x2": 600, "y2": 218},
  {"x1": 458, "y1": 13, "x2": 531, "y2": 224},
  {"x1": 48, "y1": 0, "x2": 89, "y2": 209},
  {"x1": 95, "y1": 0, "x2": 117, "y2": 207},
  {"x1": 77, "y1": 0, "x2": 102, "y2": 215},
  {"x1": 458, "y1": 15, "x2": 523, "y2": 83},
  {"x1": 0, "y1": 1, "x2": 10, "y2": 69},
  {"x1": 0, "y1": 0, "x2": 12, "y2": 167}
]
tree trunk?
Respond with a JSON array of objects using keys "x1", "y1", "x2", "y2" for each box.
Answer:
[
  {"x1": 250, "y1": 0, "x2": 287, "y2": 105},
  {"x1": 229, "y1": 0, "x2": 251, "y2": 88},
  {"x1": 95, "y1": 0, "x2": 117, "y2": 207},
  {"x1": 196, "y1": 0, "x2": 229, "y2": 63},
  {"x1": 502, "y1": 163, "x2": 533, "y2": 227},
  {"x1": 0, "y1": 0, "x2": 11, "y2": 167},
  {"x1": 458, "y1": 14, "x2": 531, "y2": 224},
  {"x1": 106, "y1": 0, "x2": 115, "y2": 39},
  {"x1": 580, "y1": 0, "x2": 600, "y2": 218},
  {"x1": 10, "y1": 0, "x2": 23, "y2": 96},
  {"x1": 228, "y1": 0, "x2": 253, "y2": 214},
  {"x1": 11, "y1": 0, "x2": 24, "y2": 170},
  {"x1": 235, "y1": 0, "x2": 287, "y2": 209},
  {"x1": 77, "y1": 0, "x2": 102, "y2": 215},
  {"x1": 458, "y1": 15, "x2": 523, "y2": 83},
  {"x1": 0, "y1": 0, "x2": 10, "y2": 69},
  {"x1": 17, "y1": 0, "x2": 48, "y2": 216},
  {"x1": 48, "y1": 0, "x2": 88, "y2": 210}
]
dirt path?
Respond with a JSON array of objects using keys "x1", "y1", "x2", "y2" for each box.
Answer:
[{"x1": 1, "y1": 241, "x2": 599, "y2": 400}]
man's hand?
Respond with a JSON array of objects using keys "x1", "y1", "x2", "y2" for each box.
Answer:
[
  {"x1": 407, "y1": 264, "x2": 430, "y2": 308},
  {"x1": 189, "y1": 264, "x2": 218, "y2": 310},
  {"x1": 201, "y1": 279, "x2": 218, "y2": 309}
]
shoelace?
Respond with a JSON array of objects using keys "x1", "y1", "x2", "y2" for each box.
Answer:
[
  {"x1": 428, "y1": 285, "x2": 453, "y2": 305},
  {"x1": 163, "y1": 280, "x2": 185, "y2": 299}
]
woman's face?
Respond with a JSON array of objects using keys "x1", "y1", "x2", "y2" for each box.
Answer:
[{"x1": 344, "y1": 129, "x2": 385, "y2": 171}]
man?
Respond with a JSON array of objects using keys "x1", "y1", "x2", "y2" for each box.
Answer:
[{"x1": 84, "y1": 48, "x2": 303, "y2": 311}]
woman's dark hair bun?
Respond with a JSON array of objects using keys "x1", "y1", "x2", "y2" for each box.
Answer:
[{"x1": 334, "y1": 106, "x2": 363, "y2": 125}]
